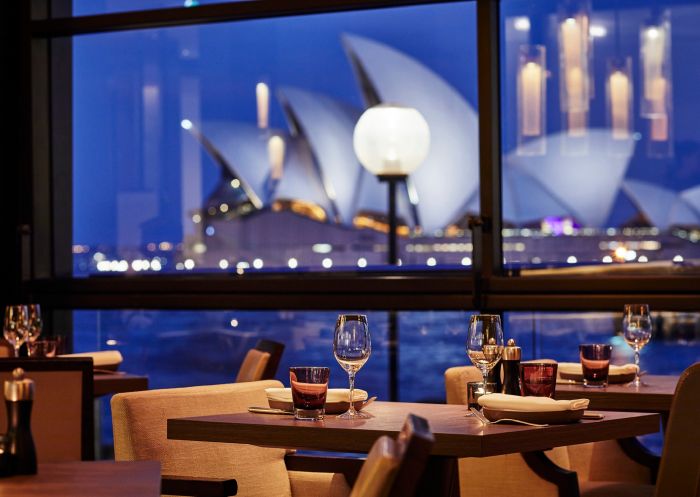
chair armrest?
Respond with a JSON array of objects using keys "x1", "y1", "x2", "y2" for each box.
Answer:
[
  {"x1": 522, "y1": 451, "x2": 580, "y2": 497},
  {"x1": 617, "y1": 438, "x2": 661, "y2": 484},
  {"x1": 284, "y1": 453, "x2": 365, "y2": 487},
  {"x1": 161, "y1": 475, "x2": 237, "y2": 496}
]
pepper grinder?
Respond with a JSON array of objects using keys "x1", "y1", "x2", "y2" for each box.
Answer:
[
  {"x1": 501, "y1": 338, "x2": 522, "y2": 395},
  {"x1": 3, "y1": 368, "x2": 37, "y2": 476}
]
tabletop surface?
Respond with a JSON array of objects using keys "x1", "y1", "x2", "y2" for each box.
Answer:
[
  {"x1": 555, "y1": 374, "x2": 678, "y2": 412},
  {"x1": 93, "y1": 372, "x2": 149, "y2": 397},
  {"x1": 0, "y1": 461, "x2": 161, "y2": 497},
  {"x1": 168, "y1": 401, "x2": 660, "y2": 458}
]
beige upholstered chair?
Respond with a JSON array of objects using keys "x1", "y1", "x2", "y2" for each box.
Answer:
[
  {"x1": 446, "y1": 365, "x2": 661, "y2": 496},
  {"x1": 580, "y1": 362, "x2": 700, "y2": 497},
  {"x1": 0, "y1": 357, "x2": 94, "y2": 461},
  {"x1": 445, "y1": 365, "x2": 577, "y2": 497},
  {"x1": 112, "y1": 379, "x2": 350, "y2": 497},
  {"x1": 0, "y1": 340, "x2": 14, "y2": 358},
  {"x1": 235, "y1": 339, "x2": 284, "y2": 383},
  {"x1": 349, "y1": 414, "x2": 434, "y2": 497}
]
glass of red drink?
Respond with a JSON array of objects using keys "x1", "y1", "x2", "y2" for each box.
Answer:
[
  {"x1": 520, "y1": 362, "x2": 558, "y2": 397},
  {"x1": 290, "y1": 367, "x2": 330, "y2": 420},
  {"x1": 579, "y1": 344, "x2": 612, "y2": 388}
]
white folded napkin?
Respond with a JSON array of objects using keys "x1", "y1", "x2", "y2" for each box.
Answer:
[
  {"x1": 558, "y1": 362, "x2": 638, "y2": 376},
  {"x1": 59, "y1": 350, "x2": 123, "y2": 368},
  {"x1": 265, "y1": 387, "x2": 368, "y2": 403},
  {"x1": 478, "y1": 393, "x2": 589, "y2": 411}
]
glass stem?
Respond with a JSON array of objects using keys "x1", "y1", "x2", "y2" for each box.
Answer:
[
  {"x1": 634, "y1": 348, "x2": 641, "y2": 384},
  {"x1": 348, "y1": 372, "x2": 356, "y2": 414}
]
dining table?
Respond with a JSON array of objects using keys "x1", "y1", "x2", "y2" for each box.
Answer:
[
  {"x1": 93, "y1": 372, "x2": 149, "y2": 397},
  {"x1": 555, "y1": 375, "x2": 677, "y2": 414},
  {"x1": 0, "y1": 460, "x2": 161, "y2": 497},
  {"x1": 167, "y1": 401, "x2": 660, "y2": 497}
]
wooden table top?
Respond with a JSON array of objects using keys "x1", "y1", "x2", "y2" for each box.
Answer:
[
  {"x1": 0, "y1": 461, "x2": 161, "y2": 497},
  {"x1": 555, "y1": 375, "x2": 678, "y2": 412},
  {"x1": 93, "y1": 372, "x2": 149, "y2": 397},
  {"x1": 168, "y1": 401, "x2": 660, "y2": 458}
]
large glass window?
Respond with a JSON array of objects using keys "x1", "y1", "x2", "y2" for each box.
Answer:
[
  {"x1": 72, "y1": 3, "x2": 479, "y2": 276},
  {"x1": 500, "y1": 0, "x2": 700, "y2": 271}
]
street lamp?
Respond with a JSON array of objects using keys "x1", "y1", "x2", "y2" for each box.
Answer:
[{"x1": 353, "y1": 104, "x2": 430, "y2": 264}]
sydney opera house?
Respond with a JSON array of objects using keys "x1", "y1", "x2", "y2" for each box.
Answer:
[{"x1": 154, "y1": 33, "x2": 700, "y2": 273}]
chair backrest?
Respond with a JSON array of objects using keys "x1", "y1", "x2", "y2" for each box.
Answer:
[
  {"x1": 655, "y1": 362, "x2": 700, "y2": 497},
  {"x1": 0, "y1": 340, "x2": 14, "y2": 358},
  {"x1": 112, "y1": 379, "x2": 295, "y2": 497},
  {"x1": 349, "y1": 414, "x2": 434, "y2": 497},
  {"x1": 235, "y1": 339, "x2": 285, "y2": 382},
  {"x1": 0, "y1": 357, "x2": 94, "y2": 461},
  {"x1": 444, "y1": 365, "x2": 484, "y2": 405}
]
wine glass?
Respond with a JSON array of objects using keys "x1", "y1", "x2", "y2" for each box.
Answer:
[
  {"x1": 622, "y1": 304, "x2": 653, "y2": 387},
  {"x1": 466, "y1": 314, "x2": 504, "y2": 393},
  {"x1": 26, "y1": 304, "x2": 43, "y2": 345},
  {"x1": 333, "y1": 314, "x2": 371, "y2": 419},
  {"x1": 4, "y1": 305, "x2": 29, "y2": 357}
]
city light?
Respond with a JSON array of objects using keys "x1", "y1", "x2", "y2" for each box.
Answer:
[
  {"x1": 151, "y1": 259, "x2": 162, "y2": 271},
  {"x1": 461, "y1": 257, "x2": 472, "y2": 266},
  {"x1": 589, "y1": 25, "x2": 607, "y2": 37},
  {"x1": 205, "y1": 226, "x2": 215, "y2": 236},
  {"x1": 513, "y1": 17, "x2": 531, "y2": 31},
  {"x1": 106, "y1": 339, "x2": 118, "y2": 346},
  {"x1": 312, "y1": 243, "x2": 332, "y2": 254},
  {"x1": 426, "y1": 257, "x2": 437, "y2": 267},
  {"x1": 322, "y1": 258, "x2": 333, "y2": 269},
  {"x1": 218, "y1": 259, "x2": 229, "y2": 270},
  {"x1": 184, "y1": 259, "x2": 195, "y2": 270},
  {"x1": 219, "y1": 203, "x2": 229, "y2": 213},
  {"x1": 237, "y1": 262, "x2": 250, "y2": 269},
  {"x1": 253, "y1": 258, "x2": 264, "y2": 269},
  {"x1": 180, "y1": 119, "x2": 193, "y2": 130},
  {"x1": 357, "y1": 257, "x2": 367, "y2": 268},
  {"x1": 230, "y1": 179, "x2": 240, "y2": 189},
  {"x1": 175, "y1": 262, "x2": 184, "y2": 270},
  {"x1": 567, "y1": 255, "x2": 578, "y2": 264},
  {"x1": 602, "y1": 255, "x2": 613, "y2": 263},
  {"x1": 288, "y1": 258, "x2": 298, "y2": 269},
  {"x1": 230, "y1": 319, "x2": 239, "y2": 328},
  {"x1": 638, "y1": 255, "x2": 649, "y2": 263},
  {"x1": 673, "y1": 255, "x2": 684, "y2": 263}
]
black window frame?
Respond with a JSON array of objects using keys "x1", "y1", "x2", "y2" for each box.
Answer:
[{"x1": 3, "y1": 0, "x2": 699, "y2": 316}]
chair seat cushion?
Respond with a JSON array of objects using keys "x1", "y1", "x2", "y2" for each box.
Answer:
[{"x1": 580, "y1": 481, "x2": 654, "y2": 497}]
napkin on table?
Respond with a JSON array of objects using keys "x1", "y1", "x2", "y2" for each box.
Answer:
[
  {"x1": 59, "y1": 350, "x2": 123, "y2": 368},
  {"x1": 558, "y1": 362, "x2": 638, "y2": 376},
  {"x1": 265, "y1": 387, "x2": 368, "y2": 403},
  {"x1": 478, "y1": 393, "x2": 589, "y2": 411}
]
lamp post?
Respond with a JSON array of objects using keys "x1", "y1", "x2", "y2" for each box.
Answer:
[{"x1": 353, "y1": 104, "x2": 430, "y2": 401}]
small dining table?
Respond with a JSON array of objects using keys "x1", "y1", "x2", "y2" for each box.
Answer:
[
  {"x1": 555, "y1": 375, "x2": 677, "y2": 414},
  {"x1": 0, "y1": 460, "x2": 161, "y2": 497},
  {"x1": 168, "y1": 401, "x2": 660, "y2": 497},
  {"x1": 93, "y1": 372, "x2": 149, "y2": 397}
]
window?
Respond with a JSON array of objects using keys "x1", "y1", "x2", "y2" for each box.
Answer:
[
  {"x1": 71, "y1": 3, "x2": 479, "y2": 276},
  {"x1": 500, "y1": 0, "x2": 700, "y2": 271}
]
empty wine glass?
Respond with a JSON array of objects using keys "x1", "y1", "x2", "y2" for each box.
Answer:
[
  {"x1": 26, "y1": 304, "x2": 43, "y2": 344},
  {"x1": 622, "y1": 304, "x2": 653, "y2": 387},
  {"x1": 466, "y1": 314, "x2": 504, "y2": 392},
  {"x1": 4, "y1": 305, "x2": 29, "y2": 357},
  {"x1": 333, "y1": 314, "x2": 371, "y2": 419}
]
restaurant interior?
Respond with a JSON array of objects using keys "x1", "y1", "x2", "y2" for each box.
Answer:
[{"x1": 1, "y1": 0, "x2": 699, "y2": 495}]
